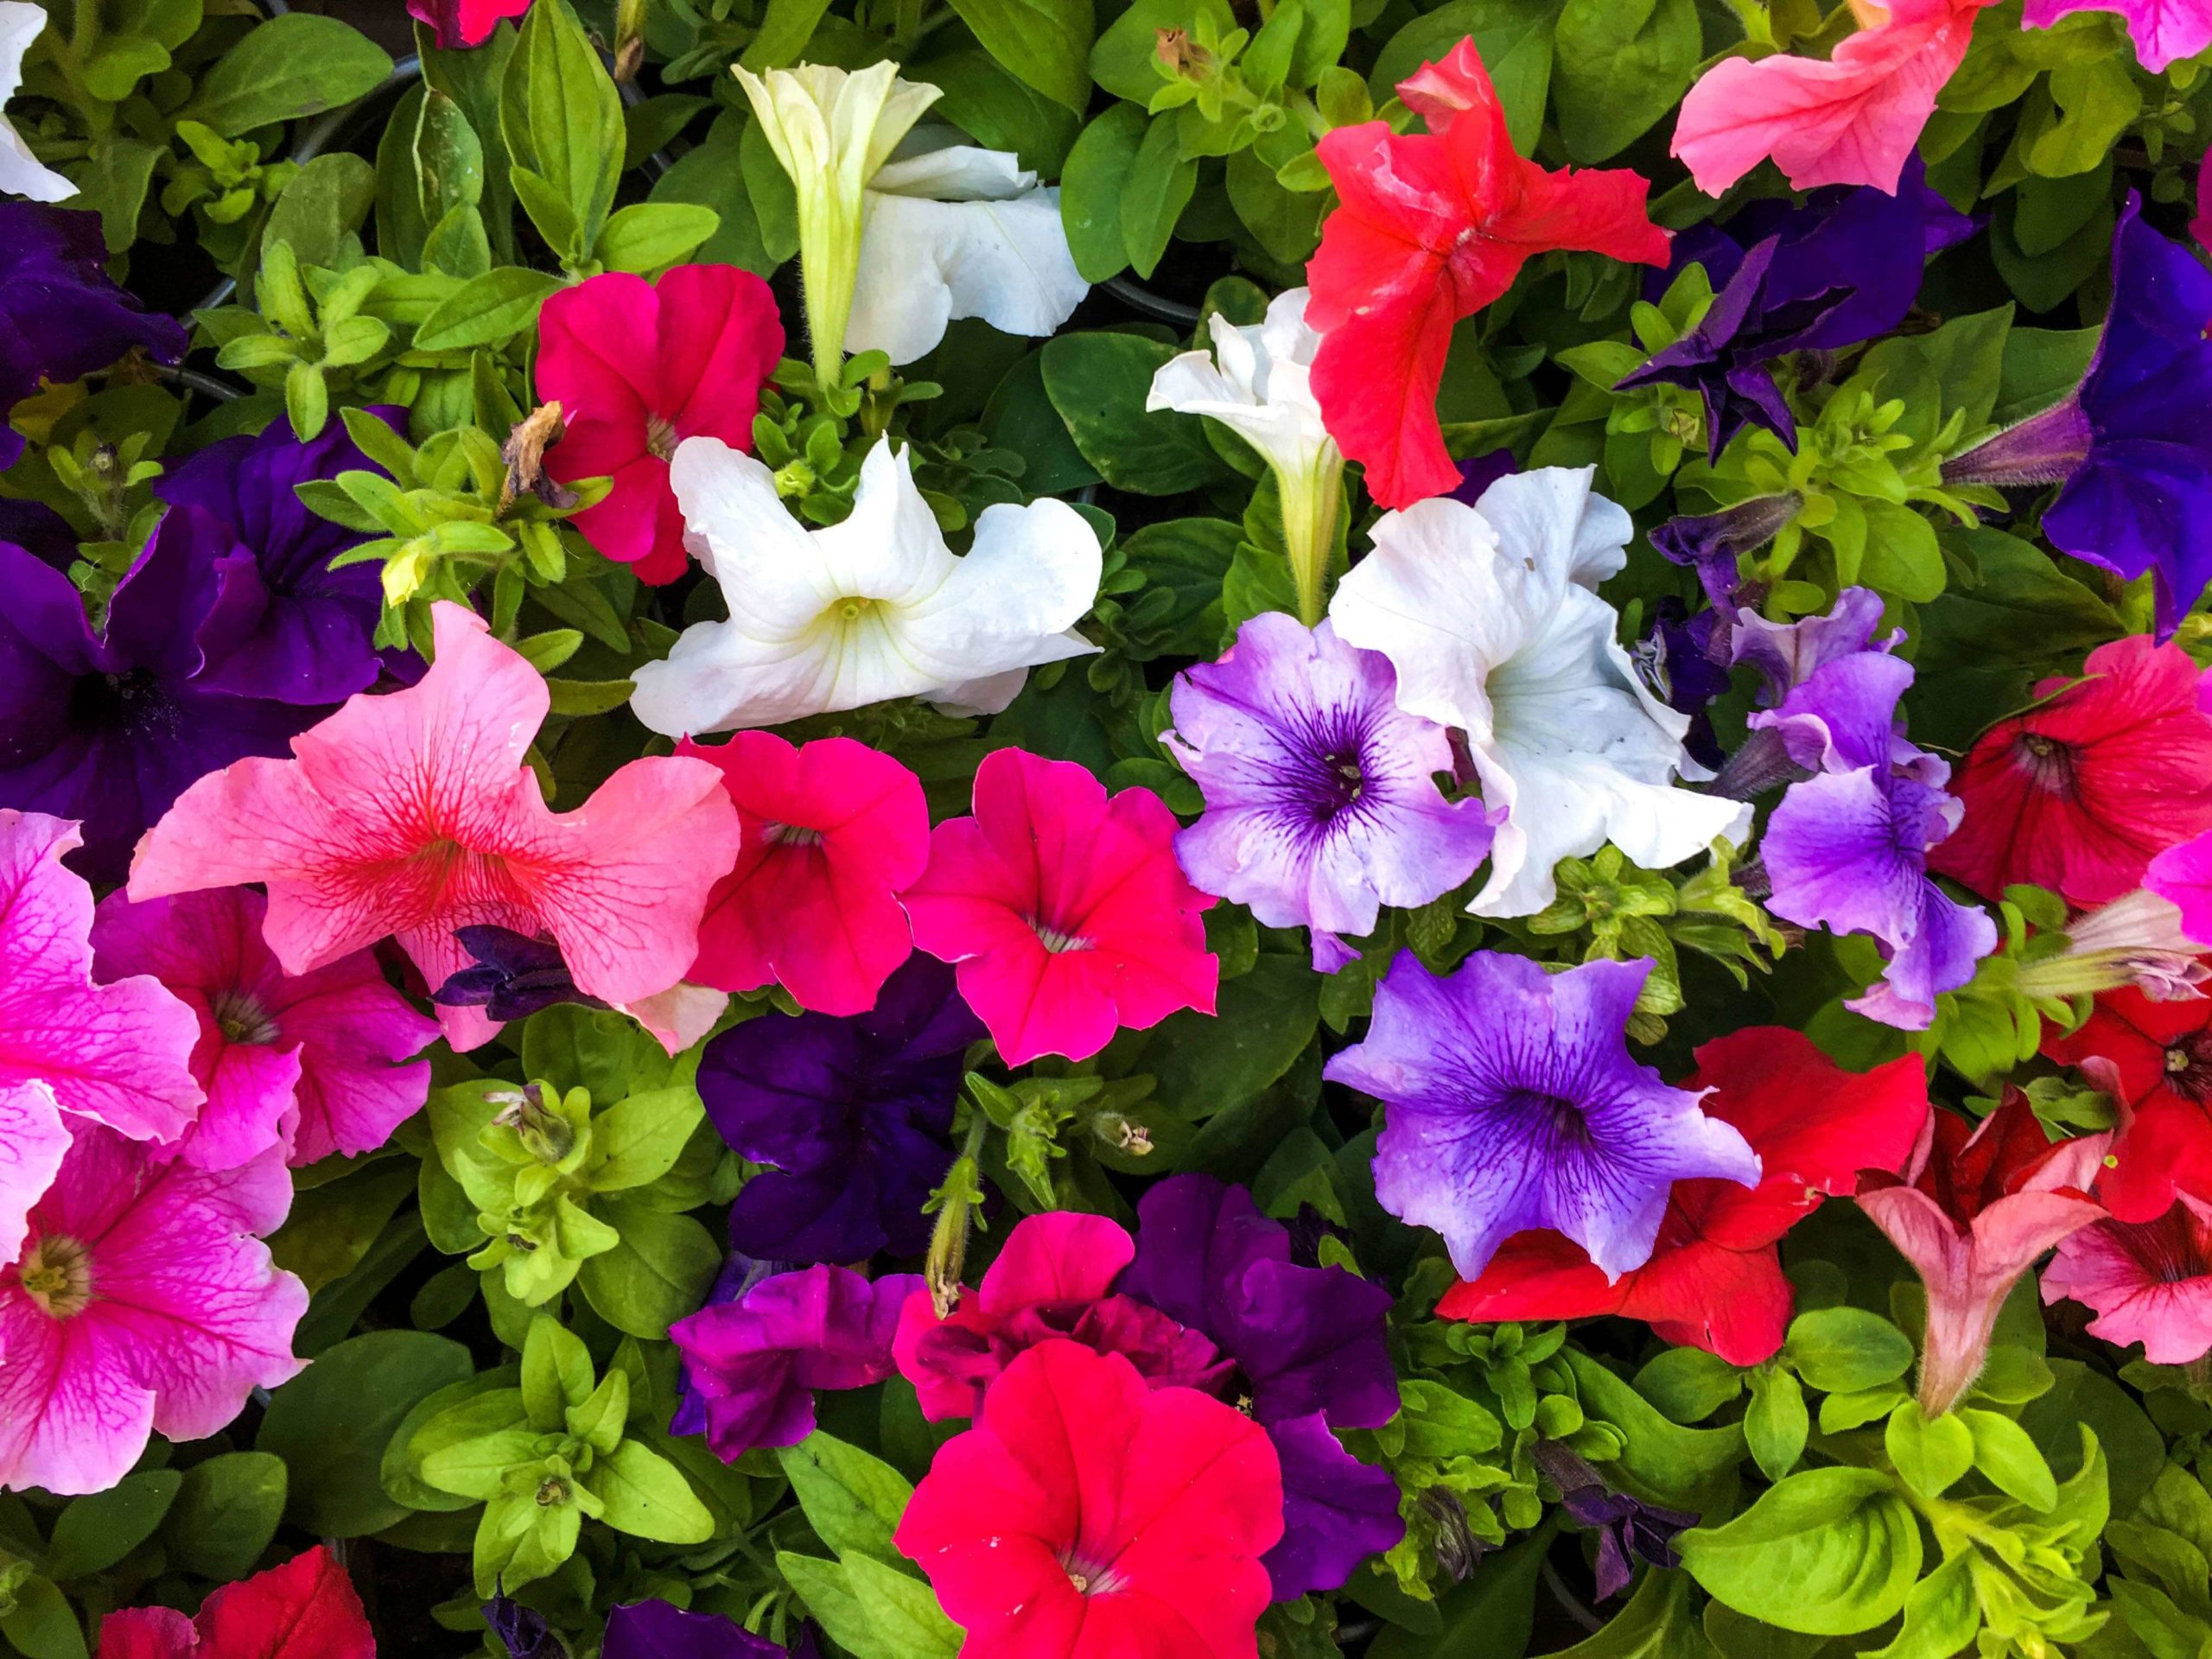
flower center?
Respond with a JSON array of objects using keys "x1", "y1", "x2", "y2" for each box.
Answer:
[
  {"x1": 1061, "y1": 1553, "x2": 1126, "y2": 1597},
  {"x1": 70, "y1": 669, "x2": 175, "y2": 738},
  {"x1": 211, "y1": 988, "x2": 280, "y2": 1047},
  {"x1": 17, "y1": 1235, "x2": 93, "y2": 1319},
  {"x1": 645, "y1": 412, "x2": 680, "y2": 461},
  {"x1": 766, "y1": 822, "x2": 825, "y2": 849},
  {"x1": 2163, "y1": 1034, "x2": 2212, "y2": 1102},
  {"x1": 834, "y1": 596, "x2": 875, "y2": 622},
  {"x1": 1511, "y1": 1089, "x2": 1595, "y2": 1147},
  {"x1": 2012, "y1": 732, "x2": 2079, "y2": 799},
  {"x1": 1031, "y1": 918, "x2": 1094, "y2": 954}
]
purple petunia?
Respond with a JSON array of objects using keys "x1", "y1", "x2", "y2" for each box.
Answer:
[
  {"x1": 434, "y1": 925, "x2": 609, "y2": 1022},
  {"x1": 696, "y1": 954, "x2": 981, "y2": 1265},
  {"x1": 1325, "y1": 952, "x2": 1761, "y2": 1280},
  {"x1": 1165, "y1": 613, "x2": 1493, "y2": 972},
  {"x1": 605, "y1": 1599, "x2": 816, "y2": 1657}
]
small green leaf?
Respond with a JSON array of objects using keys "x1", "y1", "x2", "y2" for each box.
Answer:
[
  {"x1": 1785, "y1": 1306, "x2": 1916, "y2": 1395},
  {"x1": 412, "y1": 268, "x2": 563, "y2": 353},
  {"x1": 43, "y1": 1471, "x2": 181, "y2": 1581},
  {"x1": 587, "y1": 1440, "x2": 714, "y2": 1543},
  {"x1": 1885, "y1": 1401, "x2": 1975, "y2": 1499},
  {"x1": 777, "y1": 1433, "x2": 916, "y2": 1564},
  {"x1": 1961, "y1": 1408, "x2": 2058, "y2": 1512}
]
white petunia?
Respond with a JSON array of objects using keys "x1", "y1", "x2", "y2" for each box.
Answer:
[
  {"x1": 848, "y1": 130, "x2": 1090, "y2": 365},
  {"x1": 1, "y1": 3, "x2": 71, "y2": 203},
  {"x1": 1329, "y1": 466, "x2": 1751, "y2": 918},
  {"x1": 1147, "y1": 288, "x2": 1342, "y2": 624},
  {"x1": 630, "y1": 435, "x2": 1103, "y2": 737}
]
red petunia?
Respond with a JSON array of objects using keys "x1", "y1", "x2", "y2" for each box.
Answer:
[
  {"x1": 537, "y1": 264, "x2": 784, "y2": 584},
  {"x1": 1438, "y1": 1028, "x2": 1929, "y2": 1364},
  {"x1": 679, "y1": 732, "x2": 930, "y2": 1016},
  {"x1": 895, "y1": 1339, "x2": 1283, "y2": 1659},
  {"x1": 2045, "y1": 983, "x2": 2212, "y2": 1222},
  {"x1": 97, "y1": 1547, "x2": 374, "y2": 1659},
  {"x1": 406, "y1": 0, "x2": 532, "y2": 48},
  {"x1": 1306, "y1": 41, "x2": 1669, "y2": 509},
  {"x1": 1930, "y1": 635, "x2": 2212, "y2": 908}
]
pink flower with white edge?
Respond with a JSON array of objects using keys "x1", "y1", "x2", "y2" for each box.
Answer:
[
  {"x1": 2043, "y1": 1194, "x2": 2212, "y2": 1365},
  {"x1": 678, "y1": 733, "x2": 930, "y2": 1017},
  {"x1": 92, "y1": 887, "x2": 440, "y2": 1169},
  {"x1": 127, "y1": 601, "x2": 743, "y2": 1052},
  {"x1": 903, "y1": 747, "x2": 1217, "y2": 1065},
  {"x1": 0, "y1": 1127, "x2": 306, "y2": 1495}
]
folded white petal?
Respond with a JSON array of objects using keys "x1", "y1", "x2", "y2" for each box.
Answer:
[
  {"x1": 1145, "y1": 286, "x2": 1335, "y2": 483},
  {"x1": 1, "y1": 4, "x2": 69, "y2": 204},
  {"x1": 1467, "y1": 466, "x2": 1634, "y2": 590},
  {"x1": 848, "y1": 186, "x2": 1088, "y2": 365},
  {"x1": 872, "y1": 133, "x2": 1035, "y2": 200}
]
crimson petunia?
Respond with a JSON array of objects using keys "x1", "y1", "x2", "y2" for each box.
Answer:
[
  {"x1": 2045, "y1": 983, "x2": 2212, "y2": 1222},
  {"x1": 1438, "y1": 1028, "x2": 1929, "y2": 1364},
  {"x1": 98, "y1": 1546, "x2": 372, "y2": 1659},
  {"x1": 537, "y1": 264, "x2": 785, "y2": 584},
  {"x1": 1930, "y1": 635, "x2": 2212, "y2": 909},
  {"x1": 407, "y1": 0, "x2": 532, "y2": 48},
  {"x1": 1306, "y1": 41, "x2": 1669, "y2": 508}
]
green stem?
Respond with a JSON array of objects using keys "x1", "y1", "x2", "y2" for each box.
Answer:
[{"x1": 1281, "y1": 454, "x2": 1344, "y2": 627}]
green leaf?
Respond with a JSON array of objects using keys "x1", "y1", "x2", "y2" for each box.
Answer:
[
  {"x1": 186, "y1": 15, "x2": 392, "y2": 137},
  {"x1": 412, "y1": 267, "x2": 562, "y2": 353},
  {"x1": 1859, "y1": 1551, "x2": 1981, "y2": 1659},
  {"x1": 588, "y1": 1441, "x2": 714, "y2": 1543},
  {"x1": 1120, "y1": 116, "x2": 1197, "y2": 280},
  {"x1": 1633, "y1": 1348, "x2": 1745, "y2": 1425},
  {"x1": 1550, "y1": 0, "x2": 1698, "y2": 163},
  {"x1": 1961, "y1": 1408, "x2": 2057, "y2": 1512},
  {"x1": 1059, "y1": 106, "x2": 1147, "y2": 283},
  {"x1": 742, "y1": 0, "x2": 835, "y2": 68},
  {"x1": 1678, "y1": 1467, "x2": 1923, "y2": 1635},
  {"x1": 1993, "y1": 325, "x2": 2101, "y2": 429},
  {"x1": 501, "y1": 0, "x2": 625, "y2": 257},
  {"x1": 418, "y1": 1427, "x2": 544, "y2": 1502},
  {"x1": 576, "y1": 1200, "x2": 721, "y2": 1338},
  {"x1": 1529, "y1": 1564, "x2": 1712, "y2": 1659},
  {"x1": 947, "y1": 0, "x2": 1095, "y2": 111},
  {"x1": 841, "y1": 1554, "x2": 963, "y2": 1658},
  {"x1": 1370, "y1": 0, "x2": 1554, "y2": 155},
  {"x1": 1367, "y1": 1528, "x2": 1545, "y2": 1659},
  {"x1": 649, "y1": 111, "x2": 773, "y2": 276},
  {"x1": 918, "y1": 48, "x2": 1081, "y2": 175},
  {"x1": 594, "y1": 202, "x2": 721, "y2": 274},
  {"x1": 2029, "y1": 54, "x2": 2140, "y2": 178},
  {"x1": 1745, "y1": 1367, "x2": 1808, "y2": 1482},
  {"x1": 777, "y1": 1433, "x2": 916, "y2": 1563},
  {"x1": 1885, "y1": 1400, "x2": 1974, "y2": 1498},
  {"x1": 416, "y1": 88, "x2": 486, "y2": 232},
  {"x1": 521, "y1": 1313, "x2": 595, "y2": 1430},
  {"x1": 0, "y1": 1577, "x2": 86, "y2": 1659},
  {"x1": 1785, "y1": 1306, "x2": 1916, "y2": 1395},
  {"x1": 740, "y1": 116, "x2": 801, "y2": 264},
  {"x1": 1040, "y1": 331, "x2": 1230, "y2": 494},
  {"x1": 162, "y1": 1452, "x2": 289, "y2": 1581},
  {"x1": 43, "y1": 1471, "x2": 181, "y2": 1581},
  {"x1": 286, "y1": 360, "x2": 329, "y2": 442},
  {"x1": 70, "y1": 136, "x2": 166, "y2": 254},
  {"x1": 776, "y1": 1554, "x2": 871, "y2": 1654},
  {"x1": 1566, "y1": 1349, "x2": 1745, "y2": 1511}
]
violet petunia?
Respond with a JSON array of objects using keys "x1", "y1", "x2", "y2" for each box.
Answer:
[
  {"x1": 667, "y1": 1264, "x2": 918, "y2": 1461},
  {"x1": 1530, "y1": 1440, "x2": 1695, "y2": 1600},
  {"x1": 0, "y1": 205, "x2": 185, "y2": 471},
  {"x1": 1325, "y1": 953, "x2": 1761, "y2": 1281},
  {"x1": 434, "y1": 925, "x2": 610, "y2": 1023},
  {"x1": 1165, "y1": 614, "x2": 1494, "y2": 972},
  {"x1": 1649, "y1": 493, "x2": 1800, "y2": 615},
  {"x1": 604, "y1": 1599, "x2": 799, "y2": 1658},
  {"x1": 1266, "y1": 1410, "x2": 1408, "y2": 1602},
  {"x1": 697, "y1": 956, "x2": 982, "y2": 1265},
  {"x1": 1728, "y1": 585, "x2": 1914, "y2": 785},
  {"x1": 483, "y1": 1592, "x2": 563, "y2": 1659}
]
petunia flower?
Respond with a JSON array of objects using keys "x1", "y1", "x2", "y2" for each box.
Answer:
[
  {"x1": 846, "y1": 129, "x2": 1090, "y2": 366},
  {"x1": 1329, "y1": 467, "x2": 1750, "y2": 918},
  {"x1": 2021, "y1": 888, "x2": 2210, "y2": 1002},
  {"x1": 1440, "y1": 1028, "x2": 1929, "y2": 1365},
  {"x1": 406, "y1": 0, "x2": 531, "y2": 48},
  {"x1": 1264, "y1": 1411, "x2": 1409, "y2": 1603},
  {"x1": 1307, "y1": 41, "x2": 1669, "y2": 507},
  {"x1": 1530, "y1": 1440, "x2": 1697, "y2": 1601},
  {"x1": 667, "y1": 1263, "x2": 917, "y2": 1461},
  {"x1": 0, "y1": 5, "x2": 68, "y2": 201},
  {"x1": 434, "y1": 925, "x2": 609, "y2": 1023},
  {"x1": 1932, "y1": 635, "x2": 2212, "y2": 908},
  {"x1": 482, "y1": 1592, "x2": 563, "y2": 1659},
  {"x1": 129, "y1": 601, "x2": 743, "y2": 1052},
  {"x1": 1855, "y1": 1095, "x2": 2108, "y2": 1416},
  {"x1": 894, "y1": 1340, "x2": 1283, "y2": 1659},
  {"x1": 1944, "y1": 197, "x2": 2212, "y2": 636},
  {"x1": 91, "y1": 887, "x2": 439, "y2": 1170},
  {"x1": 0, "y1": 1126, "x2": 306, "y2": 1494},
  {"x1": 605, "y1": 1600, "x2": 798, "y2": 1659},
  {"x1": 0, "y1": 503, "x2": 336, "y2": 886},
  {"x1": 1730, "y1": 586, "x2": 1910, "y2": 781},
  {"x1": 2024, "y1": 0, "x2": 2212, "y2": 71},
  {"x1": 537, "y1": 265, "x2": 784, "y2": 585},
  {"x1": 678, "y1": 732, "x2": 929, "y2": 1015},
  {"x1": 2044, "y1": 984, "x2": 2212, "y2": 1221},
  {"x1": 1671, "y1": 0, "x2": 1999, "y2": 196},
  {"x1": 697, "y1": 955, "x2": 980, "y2": 1264},
  {"x1": 98, "y1": 1546, "x2": 373, "y2": 1659},
  {"x1": 1326, "y1": 952, "x2": 1762, "y2": 1281},
  {"x1": 733, "y1": 62, "x2": 941, "y2": 385},
  {"x1": 1165, "y1": 614, "x2": 1494, "y2": 972},
  {"x1": 631, "y1": 438, "x2": 1102, "y2": 736},
  {"x1": 0, "y1": 811, "x2": 200, "y2": 1153},
  {"x1": 903, "y1": 747, "x2": 1217, "y2": 1065},
  {"x1": 1147, "y1": 288, "x2": 1344, "y2": 622},
  {"x1": 2041, "y1": 1194, "x2": 2212, "y2": 1364}
]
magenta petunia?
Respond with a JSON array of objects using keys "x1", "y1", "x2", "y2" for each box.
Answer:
[
  {"x1": 0, "y1": 1127, "x2": 306, "y2": 1495},
  {"x1": 2042, "y1": 1194, "x2": 2212, "y2": 1365},
  {"x1": 92, "y1": 887, "x2": 439, "y2": 1170}
]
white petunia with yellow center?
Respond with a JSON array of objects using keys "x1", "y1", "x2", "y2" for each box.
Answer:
[
  {"x1": 1330, "y1": 466, "x2": 1752, "y2": 918},
  {"x1": 1, "y1": 3, "x2": 72, "y2": 203},
  {"x1": 629, "y1": 435, "x2": 1103, "y2": 737}
]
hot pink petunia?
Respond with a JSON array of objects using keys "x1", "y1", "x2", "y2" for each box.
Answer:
[
  {"x1": 894, "y1": 1211, "x2": 1228, "y2": 1420},
  {"x1": 2025, "y1": 0, "x2": 2212, "y2": 73},
  {"x1": 0, "y1": 1084, "x2": 67, "y2": 1268},
  {"x1": 0, "y1": 810, "x2": 201, "y2": 1145},
  {"x1": 92, "y1": 887, "x2": 441, "y2": 1169},
  {"x1": 538, "y1": 265, "x2": 785, "y2": 584},
  {"x1": 1856, "y1": 1095, "x2": 2108, "y2": 1416},
  {"x1": 903, "y1": 747, "x2": 1217, "y2": 1065},
  {"x1": 1672, "y1": 0, "x2": 1999, "y2": 196},
  {"x1": 678, "y1": 733, "x2": 930, "y2": 1016},
  {"x1": 128, "y1": 602, "x2": 743, "y2": 1052},
  {"x1": 98, "y1": 1545, "x2": 375, "y2": 1659},
  {"x1": 0, "y1": 1126, "x2": 306, "y2": 1495},
  {"x1": 895, "y1": 1339, "x2": 1284, "y2": 1659},
  {"x1": 406, "y1": 0, "x2": 532, "y2": 48},
  {"x1": 2043, "y1": 1194, "x2": 2212, "y2": 1364},
  {"x1": 1307, "y1": 41, "x2": 1669, "y2": 508},
  {"x1": 1932, "y1": 636, "x2": 2212, "y2": 908}
]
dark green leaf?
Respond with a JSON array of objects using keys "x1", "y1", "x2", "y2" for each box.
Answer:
[{"x1": 185, "y1": 14, "x2": 394, "y2": 137}]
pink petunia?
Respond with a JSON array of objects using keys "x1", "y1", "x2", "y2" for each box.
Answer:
[
  {"x1": 2043, "y1": 1194, "x2": 2212, "y2": 1364},
  {"x1": 902, "y1": 747, "x2": 1217, "y2": 1065},
  {"x1": 1672, "y1": 0, "x2": 1999, "y2": 196},
  {"x1": 0, "y1": 1127, "x2": 306, "y2": 1495},
  {"x1": 2025, "y1": 0, "x2": 2212, "y2": 73},
  {"x1": 678, "y1": 733, "x2": 930, "y2": 1016},
  {"x1": 92, "y1": 887, "x2": 441, "y2": 1169},
  {"x1": 128, "y1": 602, "x2": 743, "y2": 1052},
  {"x1": 406, "y1": 0, "x2": 533, "y2": 49},
  {"x1": 538, "y1": 265, "x2": 785, "y2": 584},
  {"x1": 0, "y1": 810, "x2": 201, "y2": 1145}
]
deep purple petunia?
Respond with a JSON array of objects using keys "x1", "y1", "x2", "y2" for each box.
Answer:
[
  {"x1": 434, "y1": 925, "x2": 609, "y2": 1022},
  {"x1": 0, "y1": 506, "x2": 334, "y2": 884},
  {"x1": 1165, "y1": 614, "x2": 1493, "y2": 972},
  {"x1": 483, "y1": 1592, "x2": 564, "y2": 1658},
  {"x1": 1636, "y1": 600, "x2": 1730, "y2": 772},
  {"x1": 667, "y1": 1263, "x2": 918, "y2": 1461},
  {"x1": 154, "y1": 410, "x2": 400, "y2": 703},
  {"x1": 1325, "y1": 953, "x2": 1761, "y2": 1280},
  {"x1": 696, "y1": 954, "x2": 981, "y2": 1265},
  {"x1": 1649, "y1": 493, "x2": 1800, "y2": 615},
  {"x1": 1530, "y1": 1440, "x2": 1695, "y2": 1600},
  {"x1": 1267, "y1": 1410, "x2": 1408, "y2": 1602},
  {"x1": 1946, "y1": 194, "x2": 2212, "y2": 637},
  {"x1": 0, "y1": 205, "x2": 186, "y2": 471},
  {"x1": 604, "y1": 1599, "x2": 806, "y2": 1657},
  {"x1": 1620, "y1": 157, "x2": 1974, "y2": 459}
]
